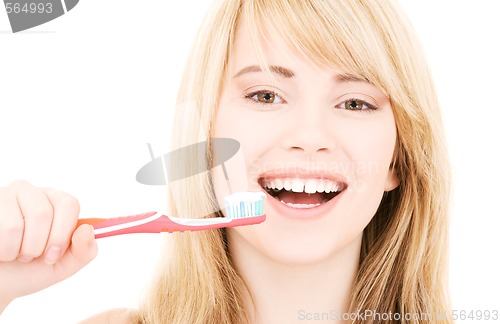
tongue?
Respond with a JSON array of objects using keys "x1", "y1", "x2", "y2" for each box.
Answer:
[{"x1": 278, "y1": 191, "x2": 324, "y2": 205}]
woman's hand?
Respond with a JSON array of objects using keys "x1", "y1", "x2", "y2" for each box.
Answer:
[{"x1": 0, "y1": 180, "x2": 97, "y2": 313}]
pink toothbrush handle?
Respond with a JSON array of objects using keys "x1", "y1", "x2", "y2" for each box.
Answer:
[{"x1": 77, "y1": 212, "x2": 266, "y2": 239}]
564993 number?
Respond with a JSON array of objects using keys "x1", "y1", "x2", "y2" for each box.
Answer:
[
  {"x1": 451, "y1": 310, "x2": 499, "y2": 321},
  {"x1": 5, "y1": 2, "x2": 53, "y2": 14}
]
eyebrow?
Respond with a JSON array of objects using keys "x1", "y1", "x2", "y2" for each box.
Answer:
[
  {"x1": 233, "y1": 65, "x2": 295, "y2": 78},
  {"x1": 335, "y1": 73, "x2": 370, "y2": 84}
]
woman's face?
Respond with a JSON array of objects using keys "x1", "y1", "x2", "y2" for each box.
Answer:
[{"x1": 213, "y1": 20, "x2": 399, "y2": 265}]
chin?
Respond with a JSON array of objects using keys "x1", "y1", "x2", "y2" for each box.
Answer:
[{"x1": 230, "y1": 218, "x2": 363, "y2": 267}]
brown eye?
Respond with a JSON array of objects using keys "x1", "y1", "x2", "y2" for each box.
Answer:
[
  {"x1": 246, "y1": 91, "x2": 284, "y2": 105},
  {"x1": 345, "y1": 99, "x2": 363, "y2": 110},
  {"x1": 257, "y1": 92, "x2": 276, "y2": 103},
  {"x1": 336, "y1": 98, "x2": 377, "y2": 112}
]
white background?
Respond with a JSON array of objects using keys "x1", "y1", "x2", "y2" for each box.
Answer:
[{"x1": 1, "y1": 1, "x2": 499, "y2": 323}]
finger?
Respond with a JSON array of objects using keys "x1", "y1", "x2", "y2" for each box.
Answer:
[
  {"x1": 0, "y1": 188, "x2": 24, "y2": 261},
  {"x1": 53, "y1": 224, "x2": 98, "y2": 279},
  {"x1": 42, "y1": 188, "x2": 80, "y2": 265},
  {"x1": 14, "y1": 183, "x2": 54, "y2": 261}
]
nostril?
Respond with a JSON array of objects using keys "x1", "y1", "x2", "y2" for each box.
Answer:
[{"x1": 287, "y1": 146, "x2": 331, "y2": 154}]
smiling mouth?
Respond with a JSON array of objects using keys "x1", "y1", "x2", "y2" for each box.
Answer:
[{"x1": 258, "y1": 177, "x2": 347, "y2": 209}]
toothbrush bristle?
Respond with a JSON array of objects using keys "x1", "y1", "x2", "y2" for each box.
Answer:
[{"x1": 224, "y1": 192, "x2": 266, "y2": 218}]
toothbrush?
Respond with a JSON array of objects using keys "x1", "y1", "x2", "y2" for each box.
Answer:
[{"x1": 77, "y1": 191, "x2": 266, "y2": 239}]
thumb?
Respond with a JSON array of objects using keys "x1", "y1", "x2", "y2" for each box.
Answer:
[{"x1": 52, "y1": 224, "x2": 98, "y2": 279}]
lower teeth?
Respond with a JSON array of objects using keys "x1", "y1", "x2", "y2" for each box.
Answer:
[{"x1": 280, "y1": 200, "x2": 321, "y2": 209}]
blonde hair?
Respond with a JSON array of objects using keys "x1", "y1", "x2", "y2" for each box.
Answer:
[{"x1": 138, "y1": 0, "x2": 452, "y2": 323}]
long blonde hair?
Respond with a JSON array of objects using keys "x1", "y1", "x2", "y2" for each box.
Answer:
[{"x1": 138, "y1": 0, "x2": 452, "y2": 323}]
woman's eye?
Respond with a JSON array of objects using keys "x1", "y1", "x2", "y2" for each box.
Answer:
[
  {"x1": 246, "y1": 91, "x2": 284, "y2": 104},
  {"x1": 337, "y1": 99, "x2": 377, "y2": 112}
]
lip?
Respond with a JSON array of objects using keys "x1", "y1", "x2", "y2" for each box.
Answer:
[{"x1": 257, "y1": 169, "x2": 349, "y2": 220}]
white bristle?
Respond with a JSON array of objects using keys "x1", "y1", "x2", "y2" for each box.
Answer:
[{"x1": 224, "y1": 191, "x2": 266, "y2": 218}]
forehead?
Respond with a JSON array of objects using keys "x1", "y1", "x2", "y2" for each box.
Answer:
[
  {"x1": 228, "y1": 16, "x2": 323, "y2": 74},
  {"x1": 229, "y1": 17, "x2": 289, "y2": 67},
  {"x1": 227, "y1": 16, "x2": 375, "y2": 87}
]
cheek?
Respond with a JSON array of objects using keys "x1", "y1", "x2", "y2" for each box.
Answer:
[
  {"x1": 213, "y1": 100, "x2": 286, "y2": 174},
  {"x1": 212, "y1": 104, "x2": 273, "y2": 208},
  {"x1": 214, "y1": 104, "x2": 278, "y2": 148},
  {"x1": 337, "y1": 117, "x2": 396, "y2": 189}
]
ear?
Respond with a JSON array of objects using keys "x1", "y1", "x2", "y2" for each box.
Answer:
[{"x1": 384, "y1": 165, "x2": 400, "y2": 192}]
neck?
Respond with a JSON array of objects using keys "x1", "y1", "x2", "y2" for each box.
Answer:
[{"x1": 229, "y1": 233, "x2": 362, "y2": 324}]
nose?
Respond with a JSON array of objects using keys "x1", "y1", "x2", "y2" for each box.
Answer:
[{"x1": 281, "y1": 104, "x2": 336, "y2": 156}]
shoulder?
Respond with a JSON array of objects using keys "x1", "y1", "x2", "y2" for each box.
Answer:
[{"x1": 79, "y1": 308, "x2": 140, "y2": 324}]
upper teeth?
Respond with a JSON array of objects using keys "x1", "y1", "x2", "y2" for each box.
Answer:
[{"x1": 262, "y1": 178, "x2": 343, "y2": 194}]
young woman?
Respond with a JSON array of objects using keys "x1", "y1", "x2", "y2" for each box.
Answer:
[{"x1": 0, "y1": 0, "x2": 451, "y2": 323}]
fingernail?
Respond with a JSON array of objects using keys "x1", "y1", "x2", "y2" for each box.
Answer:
[
  {"x1": 18, "y1": 256, "x2": 33, "y2": 263},
  {"x1": 45, "y1": 246, "x2": 62, "y2": 265}
]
